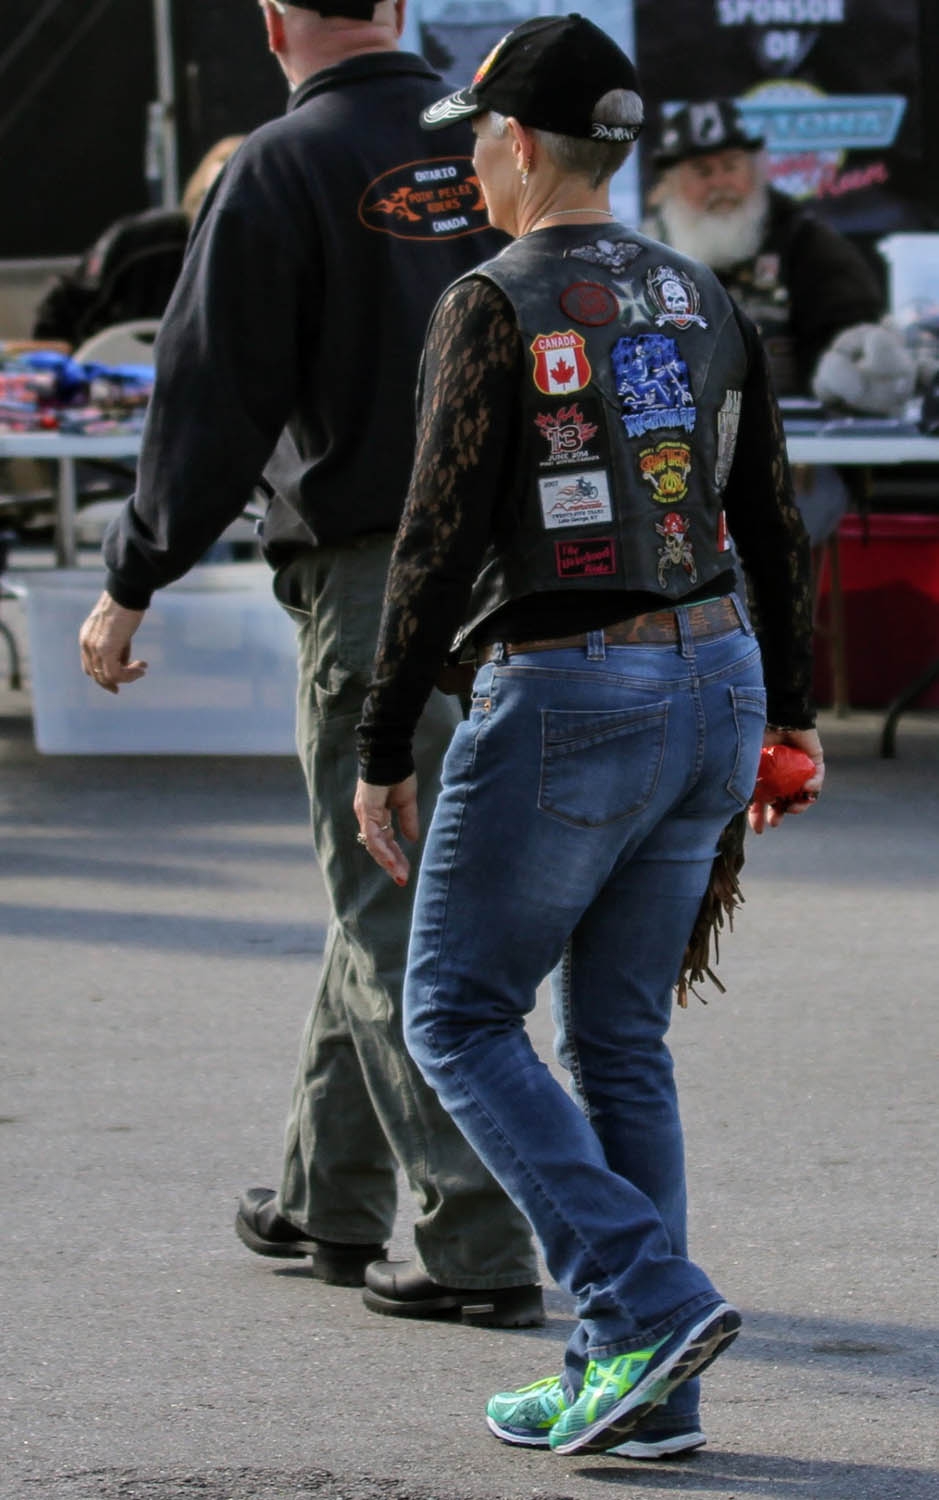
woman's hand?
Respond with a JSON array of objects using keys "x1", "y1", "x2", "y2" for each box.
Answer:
[
  {"x1": 353, "y1": 775, "x2": 420, "y2": 885},
  {"x1": 748, "y1": 726, "x2": 824, "y2": 834}
]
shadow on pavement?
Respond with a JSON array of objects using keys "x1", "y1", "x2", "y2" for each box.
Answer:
[
  {"x1": 575, "y1": 1449, "x2": 937, "y2": 1498},
  {"x1": 0, "y1": 899, "x2": 325, "y2": 956}
]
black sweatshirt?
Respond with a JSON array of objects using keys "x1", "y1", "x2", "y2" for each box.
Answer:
[{"x1": 103, "y1": 50, "x2": 504, "y2": 609}]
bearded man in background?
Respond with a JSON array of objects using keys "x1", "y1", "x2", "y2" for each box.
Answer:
[{"x1": 645, "y1": 99, "x2": 914, "y2": 543}]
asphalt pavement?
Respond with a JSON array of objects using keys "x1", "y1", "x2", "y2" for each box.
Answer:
[{"x1": 1, "y1": 594, "x2": 937, "y2": 1500}]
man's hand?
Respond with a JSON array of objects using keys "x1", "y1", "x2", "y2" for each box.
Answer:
[
  {"x1": 79, "y1": 591, "x2": 148, "y2": 694},
  {"x1": 748, "y1": 726, "x2": 824, "y2": 834},
  {"x1": 353, "y1": 774, "x2": 419, "y2": 886}
]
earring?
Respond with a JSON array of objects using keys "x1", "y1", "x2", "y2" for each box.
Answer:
[{"x1": 519, "y1": 158, "x2": 530, "y2": 185}]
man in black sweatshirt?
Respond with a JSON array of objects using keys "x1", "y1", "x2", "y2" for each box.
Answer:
[{"x1": 79, "y1": 0, "x2": 542, "y2": 1327}]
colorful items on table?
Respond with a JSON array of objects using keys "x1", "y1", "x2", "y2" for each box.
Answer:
[{"x1": 0, "y1": 346, "x2": 153, "y2": 436}]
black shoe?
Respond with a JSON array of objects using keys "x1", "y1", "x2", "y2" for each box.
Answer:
[
  {"x1": 235, "y1": 1187, "x2": 385, "y2": 1287},
  {"x1": 362, "y1": 1258, "x2": 545, "y2": 1327}
]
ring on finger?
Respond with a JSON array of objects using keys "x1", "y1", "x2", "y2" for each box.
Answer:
[{"x1": 357, "y1": 822, "x2": 392, "y2": 847}]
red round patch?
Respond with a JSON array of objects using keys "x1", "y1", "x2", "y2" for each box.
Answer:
[{"x1": 559, "y1": 281, "x2": 619, "y2": 327}]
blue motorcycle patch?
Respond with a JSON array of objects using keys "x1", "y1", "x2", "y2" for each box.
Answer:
[{"x1": 610, "y1": 334, "x2": 696, "y2": 439}]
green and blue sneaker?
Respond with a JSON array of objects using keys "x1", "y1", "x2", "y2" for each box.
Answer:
[
  {"x1": 486, "y1": 1373, "x2": 705, "y2": 1458},
  {"x1": 609, "y1": 1425, "x2": 706, "y2": 1460},
  {"x1": 549, "y1": 1302, "x2": 741, "y2": 1456},
  {"x1": 486, "y1": 1375, "x2": 568, "y2": 1446}
]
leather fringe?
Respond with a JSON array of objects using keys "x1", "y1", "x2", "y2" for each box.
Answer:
[{"x1": 676, "y1": 809, "x2": 748, "y2": 1008}]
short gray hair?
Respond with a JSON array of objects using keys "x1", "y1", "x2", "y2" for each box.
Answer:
[{"x1": 490, "y1": 92, "x2": 643, "y2": 188}]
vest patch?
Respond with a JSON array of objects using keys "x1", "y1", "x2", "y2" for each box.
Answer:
[
  {"x1": 655, "y1": 512, "x2": 698, "y2": 588},
  {"x1": 647, "y1": 266, "x2": 708, "y2": 330},
  {"x1": 559, "y1": 281, "x2": 619, "y2": 327},
  {"x1": 565, "y1": 239, "x2": 643, "y2": 274},
  {"x1": 538, "y1": 470, "x2": 613, "y2": 530},
  {"x1": 533, "y1": 401, "x2": 604, "y2": 467},
  {"x1": 716, "y1": 390, "x2": 743, "y2": 490},
  {"x1": 611, "y1": 335, "x2": 696, "y2": 438},
  {"x1": 530, "y1": 330, "x2": 592, "y2": 395},
  {"x1": 638, "y1": 440, "x2": 693, "y2": 503},
  {"x1": 358, "y1": 158, "x2": 488, "y2": 241},
  {"x1": 556, "y1": 538, "x2": 617, "y2": 578}
]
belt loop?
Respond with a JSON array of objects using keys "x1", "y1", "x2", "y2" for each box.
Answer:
[
  {"x1": 490, "y1": 641, "x2": 507, "y2": 663},
  {"x1": 586, "y1": 629, "x2": 606, "y2": 660},
  {"x1": 731, "y1": 591, "x2": 755, "y2": 636},
  {"x1": 676, "y1": 606, "x2": 696, "y2": 659}
]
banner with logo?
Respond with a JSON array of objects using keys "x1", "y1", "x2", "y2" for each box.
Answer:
[{"x1": 633, "y1": 0, "x2": 933, "y2": 237}]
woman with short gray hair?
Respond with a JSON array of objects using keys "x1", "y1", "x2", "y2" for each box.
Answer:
[{"x1": 355, "y1": 12, "x2": 822, "y2": 1461}]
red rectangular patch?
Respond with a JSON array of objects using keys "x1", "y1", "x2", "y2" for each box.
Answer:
[{"x1": 555, "y1": 537, "x2": 617, "y2": 578}]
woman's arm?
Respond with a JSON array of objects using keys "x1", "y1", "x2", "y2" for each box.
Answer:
[
  {"x1": 356, "y1": 275, "x2": 522, "y2": 786},
  {"x1": 722, "y1": 307, "x2": 824, "y2": 828},
  {"x1": 723, "y1": 308, "x2": 815, "y2": 731}
]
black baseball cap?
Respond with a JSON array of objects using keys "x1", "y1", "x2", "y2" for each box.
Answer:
[
  {"x1": 653, "y1": 100, "x2": 764, "y2": 168},
  {"x1": 420, "y1": 14, "x2": 643, "y2": 143},
  {"x1": 267, "y1": 0, "x2": 378, "y2": 18}
]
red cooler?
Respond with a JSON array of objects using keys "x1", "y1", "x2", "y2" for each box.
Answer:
[{"x1": 813, "y1": 513, "x2": 939, "y2": 709}]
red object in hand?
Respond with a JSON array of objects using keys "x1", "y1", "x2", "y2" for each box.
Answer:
[{"x1": 752, "y1": 745, "x2": 816, "y2": 804}]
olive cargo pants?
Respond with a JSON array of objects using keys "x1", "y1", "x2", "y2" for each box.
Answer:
[{"x1": 272, "y1": 534, "x2": 538, "y2": 1287}]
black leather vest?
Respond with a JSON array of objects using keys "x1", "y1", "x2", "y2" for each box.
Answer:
[{"x1": 453, "y1": 226, "x2": 750, "y2": 646}]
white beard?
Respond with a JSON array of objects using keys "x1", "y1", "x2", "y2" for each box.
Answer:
[{"x1": 657, "y1": 185, "x2": 769, "y2": 272}]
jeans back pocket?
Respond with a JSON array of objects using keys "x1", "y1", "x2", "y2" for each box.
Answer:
[
  {"x1": 538, "y1": 701, "x2": 669, "y2": 827},
  {"x1": 726, "y1": 684, "x2": 768, "y2": 807}
]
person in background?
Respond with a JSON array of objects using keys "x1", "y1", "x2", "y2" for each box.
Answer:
[
  {"x1": 179, "y1": 135, "x2": 247, "y2": 222},
  {"x1": 32, "y1": 136, "x2": 245, "y2": 350},
  {"x1": 78, "y1": 0, "x2": 542, "y2": 1328},
  {"x1": 354, "y1": 14, "x2": 823, "y2": 1461},
  {"x1": 644, "y1": 99, "x2": 914, "y2": 543}
]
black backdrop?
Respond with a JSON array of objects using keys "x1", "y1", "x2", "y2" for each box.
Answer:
[
  {"x1": 0, "y1": 0, "x2": 156, "y2": 258},
  {"x1": 0, "y1": 0, "x2": 285, "y2": 259},
  {"x1": 172, "y1": 0, "x2": 285, "y2": 189}
]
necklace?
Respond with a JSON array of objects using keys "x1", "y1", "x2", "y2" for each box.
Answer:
[{"x1": 530, "y1": 208, "x2": 616, "y2": 230}]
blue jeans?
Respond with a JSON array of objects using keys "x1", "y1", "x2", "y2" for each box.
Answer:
[{"x1": 403, "y1": 605, "x2": 765, "y2": 1425}]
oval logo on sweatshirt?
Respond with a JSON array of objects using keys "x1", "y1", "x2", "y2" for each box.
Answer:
[{"x1": 358, "y1": 157, "x2": 489, "y2": 241}]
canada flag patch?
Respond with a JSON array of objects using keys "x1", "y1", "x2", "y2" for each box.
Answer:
[{"x1": 530, "y1": 330, "x2": 592, "y2": 395}]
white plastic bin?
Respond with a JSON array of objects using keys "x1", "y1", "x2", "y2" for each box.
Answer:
[
  {"x1": 15, "y1": 564, "x2": 299, "y2": 754},
  {"x1": 877, "y1": 233, "x2": 939, "y2": 326}
]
